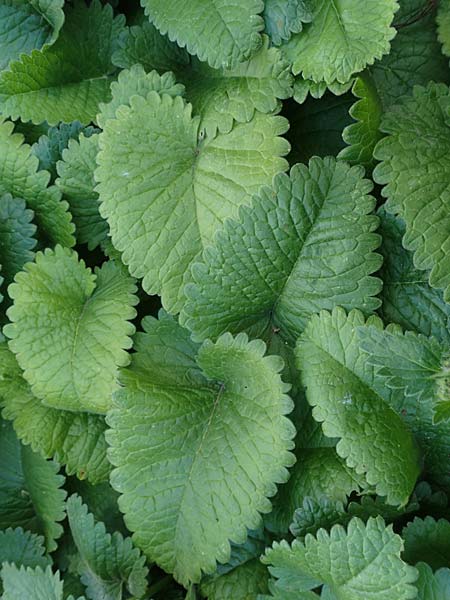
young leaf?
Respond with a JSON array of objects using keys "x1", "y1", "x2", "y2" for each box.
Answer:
[
  {"x1": 263, "y1": 0, "x2": 312, "y2": 46},
  {"x1": 0, "y1": 528, "x2": 50, "y2": 569},
  {"x1": 182, "y1": 158, "x2": 382, "y2": 345},
  {"x1": 0, "y1": 564, "x2": 84, "y2": 600},
  {"x1": 402, "y1": 517, "x2": 450, "y2": 570},
  {"x1": 0, "y1": 120, "x2": 74, "y2": 247},
  {"x1": 378, "y1": 208, "x2": 450, "y2": 345},
  {"x1": 5, "y1": 248, "x2": 137, "y2": 414},
  {"x1": 96, "y1": 92, "x2": 289, "y2": 312},
  {"x1": 106, "y1": 312, "x2": 295, "y2": 585},
  {"x1": 66, "y1": 494, "x2": 148, "y2": 600},
  {"x1": 140, "y1": 0, "x2": 265, "y2": 69},
  {"x1": 0, "y1": 340, "x2": 110, "y2": 484},
  {"x1": 56, "y1": 134, "x2": 108, "y2": 250},
  {"x1": 282, "y1": 0, "x2": 399, "y2": 84},
  {"x1": 262, "y1": 517, "x2": 418, "y2": 599},
  {"x1": 296, "y1": 308, "x2": 421, "y2": 506},
  {"x1": 0, "y1": 420, "x2": 66, "y2": 551},
  {"x1": 373, "y1": 82, "x2": 450, "y2": 301},
  {"x1": 415, "y1": 563, "x2": 450, "y2": 600},
  {"x1": 0, "y1": 0, "x2": 65, "y2": 71},
  {"x1": 0, "y1": 0, "x2": 125, "y2": 125}
]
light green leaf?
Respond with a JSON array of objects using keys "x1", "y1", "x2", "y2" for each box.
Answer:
[
  {"x1": 1, "y1": 564, "x2": 85, "y2": 600},
  {"x1": 415, "y1": 563, "x2": 450, "y2": 600},
  {"x1": 140, "y1": 0, "x2": 265, "y2": 69},
  {"x1": 402, "y1": 517, "x2": 450, "y2": 570},
  {"x1": 0, "y1": 194, "x2": 36, "y2": 292},
  {"x1": 338, "y1": 72, "x2": 383, "y2": 170},
  {"x1": 290, "y1": 497, "x2": 347, "y2": 540},
  {"x1": 0, "y1": 528, "x2": 50, "y2": 569},
  {"x1": 262, "y1": 517, "x2": 418, "y2": 599},
  {"x1": 438, "y1": 0, "x2": 450, "y2": 58},
  {"x1": 293, "y1": 78, "x2": 353, "y2": 104},
  {"x1": 182, "y1": 37, "x2": 293, "y2": 136},
  {"x1": 182, "y1": 157, "x2": 382, "y2": 345},
  {"x1": 32, "y1": 121, "x2": 97, "y2": 182},
  {"x1": 0, "y1": 0, "x2": 65, "y2": 71},
  {"x1": 0, "y1": 420, "x2": 66, "y2": 551},
  {"x1": 378, "y1": 208, "x2": 450, "y2": 345},
  {"x1": 263, "y1": 0, "x2": 312, "y2": 45},
  {"x1": 106, "y1": 313, "x2": 295, "y2": 585},
  {"x1": 296, "y1": 308, "x2": 421, "y2": 506},
  {"x1": 96, "y1": 92, "x2": 289, "y2": 313},
  {"x1": 0, "y1": 0, "x2": 125, "y2": 125},
  {"x1": 0, "y1": 340, "x2": 110, "y2": 484},
  {"x1": 56, "y1": 134, "x2": 108, "y2": 250},
  {"x1": 5, "y1": 247, "x2": 137, "y2": 414},
  {"x1": 374, "y1": 82, "x2": 450, "y2": 301},
  {"x1": 282, "y1": 0, "x2": 399, "y2": 84},
  {"x1": 0, "y1": 120, "x2": 74, "y2": 247},
  {"x1": 66, "y1": 494, "x2": 148, "y2": 600}
]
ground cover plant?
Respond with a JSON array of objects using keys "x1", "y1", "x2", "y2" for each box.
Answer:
[{"x1": 0, "y1": 0, "x2": 450, "y2": 598}]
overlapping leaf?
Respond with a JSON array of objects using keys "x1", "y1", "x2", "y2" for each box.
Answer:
[
  {"x1": 415, "y1": 563, "x2": 450, "y2": 600},
  {"x1": 263, "y1": 0, "x2": 312, "y2": 46},
  {"x1": 106, "y1": 312, "x2": 295, "y2": 585},
  {"x1": 0, "y1": 528, "x2": 50, "y2": 570},
  {"x1": 1, "y1": 564, "x2": 85, "y2": 600},
  {"x1": 5, "y1": 247, "x2": 137, "y2": 414},
  {"x1": 402, "y1": 517, "x2": 450, "y2": 569}
]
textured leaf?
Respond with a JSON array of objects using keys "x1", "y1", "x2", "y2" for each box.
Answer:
[
  {"x1": 0, "y1": 0, "x2": 65, "y2": 71},
  {"x1": 0, "y1": 420, "x2": 66, "y2": 551},
  {"x1": 402, "y1": 517, "x2": 450, "y2": 570},
  {"x1": 293, "y1": 78, "x2": 353, "y2": 105},
  {"x1": 140, "y1": 0, "x2": 265, "y2": 69},
  {"x1": 263, "y1": 0, "x2": 312, "y2": 45},
  {"x1": 66, "y1": 480, "x2": 124, "y2": 535},
  {"x1": 282, "y1": 0, "x2": 399, "y2": 84},
  {"x1": 338, "y1": 73, "x2": 383, "y2": 170},
  {"x1": 0, "y1": 0, "x2": 125, "y2": 125},
  {"x1": 415, "y1": 563, "x2": 450, "y2": 600},
  {"x1": 290, "y1": 497, "x2": 347, "y2": 540},
  {"x1": 1, "y1": 564, "x2": 85, "y2": 600},
  {"x1": 0, "y1": 528, "x2": 50, "y2": 569},
  {"x1": 32, "y1": 121, "x2": 97, "y2": 182},
  {"x1": 0, "y1": 194, "x2": 36, "y2": 293},
  {"x1": 438, "y1": 0, "x2": 450, "y2": 58},
  {"x1": 374, "y1": 82, "x2": 450, "y2": 301},
  {"x1": 262, "y1": 517, "x2": 418, "y2": 599},
  {"x1": 181, "y1": 37, "x2": 293, "y2": 136},
  {"x1": 112, "y1": 20, "x2": 189, "y2": 73},
  {"x1": 106, "y1": 312, "x2": 296, "y2": 585},
  {"x1": 56, "y1": 134, "x2": 108, "y2": 250},
  {"x1": 5, "y1": 247, "x2": 137, "y2": 414},
  {"x1": 96, "y1": 92, "x2": 289, "y2": 312},
  {"x1": 0, "y1": 120, "x2": 74, "y2": 247},
  {"x1": 182, "y1": 157, "x2": 382, "y2": 345},
  {"x1": 378, "y1": 208, "x2": 450, "y2": 345},
  {"x1": 296, "y1": 308, "x2": 421, "y2": 506},
  {"x1": 0, "y1": 340, "x2": 110, "y2": 484},
  {"x1": 66, "y1": 494, "x2": 148, "y2": 600}
]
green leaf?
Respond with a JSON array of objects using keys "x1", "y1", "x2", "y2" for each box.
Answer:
[
  {"x1": 1, "y1": 564, "x2": 85, "y2": 600},
  {"x1": 262, "y1": 517, "x2": 418, "y2": 599},
  {"x1": 32, "y1": 121, "x2": 98, "y2": 182},
  {"x1": 290, "y1": 497, "x2": 347, "y2": 540},
  {"x1": 0, "y1": 120, "x2": 74, "y2": 247},
  {"x1": 112, "y1": 20, "x2": 189, "y2": 73},
  {"x1": 65, "y1": 480, "x2": 124, "y2": 535},
  {"x1": 0, "y1": 527, "x2": 50, "y2": 569},
  {"x1": 373, "y1": 82, "x2": 450, "y2": 301},
  {"x1": 56, "y1": 134, "x2": 108, "y2": 250},
  {"x1": 0, "y1": 0, "x2": 125, "y2": 125},
  {"x1": 0, "y1": 194, "x2": 36, "y2": 293},
  {"x1": 181, "y1": 37, "x2": 293, "y2": 137},
  {"x1": 415, "y1": 563, "x2": 450, "y2": 600},
  {"x1": 378, "y1": 208, "x2": 450, "y2": 345},
  {"x1": 182, "y1": 157, "x2": 382, "y2": 345},
  {"x1": 96, "y1": 92, "x2": 289, "y2": 312},
  {"x1": 106, "y1": 312, "x2": 295, "y2": 585},
  {"x1": 66, "y1": 494, "x2": 148, "y2": 600},
  {"x1": 293, "y1": 78, "x2": 353, "y2": 104},
  {"x1": 438, "y1": 0, "x2": 450, "y2": 58},
  {"x1": 338, "y1": 72, "x2": 383, "y2": 170},
  {"x1": 140, "y1": 0, "x2": 265, "y2": 69},
  {"x1": 0, "y1": 0, "x2": 65, "y2": 71},
  {"x1": 0, "y1": 340, "x2": 110, "y2": 484},
  {"x1": 5, "y1": 247, "x2": 137, "y2": 414},
  {"x1": 296, "y1": 308, "x2": 421, "y2": 506},
  {"x1": 282, "y1": 0, "x2": 399, "y2": 84},
  {"x1": 0, "y1": 420, "x2": 66, "y2": 551},
  {"x1": 402, "y1": 517, "x2": 450, "y2": 570},
  {"x1": 263, "y1": 0, "x2": 312, "y2": 46}
]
